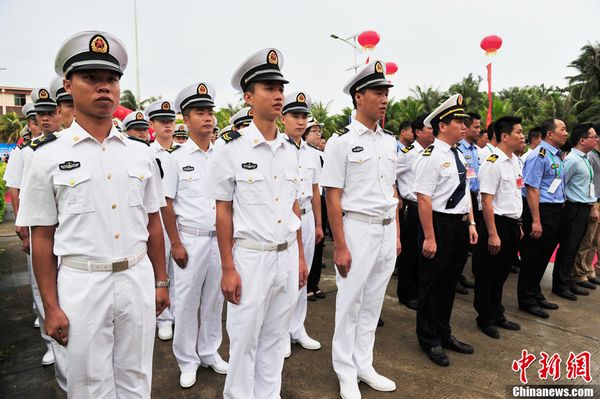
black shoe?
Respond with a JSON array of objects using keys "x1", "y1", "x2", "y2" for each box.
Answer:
[
  {"x1": 455, "y1": 283, "x2": 469, "y2": 295},
  {"x1": 495, "y1": 319, "x2": 521, "y2": 331},
  {"x1": 522, "y1": 306, "x2": 549, "y2": 318},
  {"x1": 314, "y1": 290, "x2": 326, "y2": 299},
  {"x1": 570, "y1": 286, "x2": 589, "y2": 296},
  {"x1": 554, "y1": 289, "x2": 577, "y2": 301},
  {"x1": 538, "y1": 299, "x2": 559, "y2": 310},
  {"x1": 478, "y1": 324, "x2": 500, "y2": 339},
  {"x1": 460, "y1": 279, "x2": 475, "y2": 289},
  {"x1": 588, "y1": 277, "x2": 600, "y2": 285},
  {"x1": 510, "y1": 265, "x2": 520, "y2": 274},
  {"x1": 377, "y1": 318, "x2": 384, "y2": 327},
  {"x1": 307, "y1": 292, "x2": 317, "y2": 302},
  {"x1": 576, "y1": 280, "x2": 596, "y2": 290},
  {"x1": 424, "y1": 346, "x2": 449, "y2": 367},
  {"x1": 442, "y1": 336, "x2": 474, "y2": 354},
  {"x1": 403, "y1": 299, "x2": 418, "y2": 311}
]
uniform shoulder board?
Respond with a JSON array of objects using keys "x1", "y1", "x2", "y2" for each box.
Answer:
[
  {"x1": 166, "y1": 144, "x2": 181, "y2": 153},
  {"x1": 286, "y1": 136, "x2": 300, "y2": 149},
  {"x1": 17, "y1": 140, "x2": 30, "y2": 149},
  {"x1": 221, "y1": 131, "x2": 242, "y2": 144},
  {"x1": 422, "y1": 145, "x2": 434, "y2": 157},
  {"x1": 383, "y1": 128, "x2": 394, "y2": 136},
  {"x1": 486, "y1": 154, "x2": 499, "y2": 163},
  {"x1": 30, "y1": 133, "x2": 57, "y2": 151},
  {"x1": 538, "y1": 147, "x2": 546, "y2": 158},
  {"x1": 336, "y1": 127, "x2": 350, "y2": 136},
  {"x1": 126, "y1": 135, "x2": 150, "y2": 146},
  {"x1": 401, "y1": 144, "x2": 414, "y2": 154}
]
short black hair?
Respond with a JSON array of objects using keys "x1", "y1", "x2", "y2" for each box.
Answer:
[
  {"x1": 411, "y1": 113, "x2": 429, "y2": 132},
  {"x1": 494, "y1": 116, "x2": 522, "y2": 143},
  {"x1": 571, "y1": 122, "x2": 594, "y2": 146},
  {"x1": 486, "y1": 121, "x2": 495, "y2": 141},
  {"x1": 526, "y1": 126, "x2": 542, "y2": 144},
  {"x1": 465, "y1": 112, "x2": 481, "y2": 128},
  {"x1": 540, "y1": 118, "x2": 556, "y2": 140},
  {"x1": 432, "y1": 116, "x2": 454, "y2": 136},
  {"x1": 351, "y1": 88, "x2": 366, "y2": 109},
  {"x1": 398, "y1": 120, "x2": 412, "y2": 132}
]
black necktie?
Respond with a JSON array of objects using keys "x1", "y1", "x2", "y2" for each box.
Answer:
[{"x1": 446, "y1": 147, "x2": 467, "y2": 209}]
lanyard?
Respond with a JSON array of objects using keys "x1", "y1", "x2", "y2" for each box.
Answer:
[
  {"x1": 548, "y1": 151, "x2": 562, "y2": 178},
  {"x1": 579, "y1": 154, "x2": 593, "y2": 183}
]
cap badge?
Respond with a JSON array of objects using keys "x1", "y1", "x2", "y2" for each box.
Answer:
[
  {"x1": 113, "y1": 119, "x2": 119, "y2": 127},
  {"x1": 38, "y1": 89, "x2": 49, "y2": 99},
  {"x1": 297, "y1": 93, "x2": 306, "y2": 103},
  {"x1": 197, "y1": 84, "x2": 208, "y2": 95},
  {"x1": 136, "y1": 112, "x2": 144, "y2": 120},
  {"x1": 248, "y1": 109, "x2": 254, "y2": 117},
  {"x1": 90, "y1": 35, "x2": 109, "y2": 54},
  {"x1": 178, "y1": 125, "x2": 185, "y2": 131},
  {"x1": 375, "y1": 62, "x2": 383, "y2": 74},
  {"x1": 161, "y1": 101, "x2": 171, "y2": 111},
  {"x1": 267, "y1": 50, "x2": 278, "y2": 65},
  {"x1": 458, "y1": 95, "x2": 463, "y2": 106}
]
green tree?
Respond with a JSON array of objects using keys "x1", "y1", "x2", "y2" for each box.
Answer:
[
  {"x1": 0, "y1": 112, "x2": 24, "y2": 143},
  {"x1": 214, "y1": 102, "x2": 243, "y2": 128},
  {"x1": 120, "y1": 89, "x2": 138, "y2": 110},
  {"x1": 447, "y1": 73, "x2": 486, "y2": 112},
  {"x1": 568, "y1": 42, "x2": 600, "y2": 102}
]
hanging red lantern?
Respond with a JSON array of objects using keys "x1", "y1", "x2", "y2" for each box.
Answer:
[
  {"x1": 358, "y1": 30, "x2": 380, "y2": 51},
  {"x1": 385, "y1": 62, "x2": 398, "y2": 75},
  {"x1": 480, "y1": 35, "x2": 503, "y2": 55}
]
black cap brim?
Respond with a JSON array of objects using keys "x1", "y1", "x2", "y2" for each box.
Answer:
[
  {"x1": 69, "y1": 63, "x2": 123, "y2": 76},
  {"x1": 251, "y1": 74, "x2": 289, "y2": 86}
]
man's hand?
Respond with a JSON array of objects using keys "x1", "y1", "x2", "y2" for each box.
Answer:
[
  {"x1": 488, "y1": 233, "x2": 501, "y2": 255},
  {"x1": 15, "y1": 225, "x2": 25, "y2": 240},
  {"x1": 221, "y1": 267, "x2": 242, "y2": 304},
  {"x1": 299, "y1": 259, "x2": 308, "y2": 289},
  {"x1": 422, "y1": 237, "x2": 437, "y2": 259},
  {"x1": 530, "y1": 221, "x2": 542, "y2": 239},
  {"x1": 155, "y1": 287, "x2": 170, "y2": 316},
  {"x1": 45, "y1": 307, "x2": 69, "y2": 346},
  {"x1": 590, "y1": 205, "x2": 599, "y2": 223},
  {"x1": 333, "y1": 245, "x2": 352, "y2": 278},
  {"x1": 469, "y1": 225, "x2": 478, "y2": 245},
  {"x1": 21, "y1": 235, "x2": 31, "y2": 254},
  {"x1": 171, "y1": 242, "x2": 188, "y2": 269},
  {"x1": 396, "y1": 236, "x2": 402, "y2": 256},
  {"x1": 315, "y1": 225, "x2": 324, "y2": 245}
]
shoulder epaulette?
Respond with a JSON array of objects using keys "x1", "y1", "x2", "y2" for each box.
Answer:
[
  {"x1": 422, "y1": 145, "x2": 434, "y2": 157},
  {"x1": 486, "y1": 154, "x2": 499, "y2": 163},
  {"x1": 30, "y1": 133, "x2": 57, "y2": 151},
  {"x1": 126, "y1": 135, "x2": 150, "y2": 147},
  {"x1": 166, "y1": 144, "x2": 181, "y2": 153},
  {"x1": 220, "y1": 131, "x2": 242, "y2": 144},
  {"x1": 383, "y1": 128, "x2": 394, "y2": 136},
  {"x1": 17, "y1": 140, "x2": 30, "y2": 149},
  {"x1": 401, "y1": 144, "x2": 414, "y2": 154},
  {"x1": 336, "y1": 127, "x2": 350, "y2": 136},
  {"x1": 538, "y1": 147, "x2": 546, "y2": 158},
  {"x1": 286, "y1": 136, "x2": 300, "y2": 149}
]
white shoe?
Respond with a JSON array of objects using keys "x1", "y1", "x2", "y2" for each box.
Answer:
[
  {"x1": 33, "y1": 317, "x2": 40, "y2": 328},
  {"x1": 157, "y1": 324, "x2": 173, "y2": 341},
  {"x1": 339, "y1": 379, "x2": 361, "y2": 399},
  {"x1": 179, "y1": 371, "x2": 196, "y2": 388},
  {"x1": 41, "y1": 349, "x2": 55, "y2": 366},
  {"x1": 358, "y1": 371, "x2": 396, "y2": 392},
  {"x1": 292, "y1": 335, "x2": 321, "y2": 350},
  {"x1": 200, "y1": 354, "x2": 228, "y2": 375},
  {"x1": 284, "y1": 338, "x2": 291, "y2": 358}
]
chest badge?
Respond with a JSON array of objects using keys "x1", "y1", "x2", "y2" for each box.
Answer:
[
  {"x1": 442, "y1": 161, "x2": 451, "y2": 168},
  {"x1": 183, "y1": 166, "x2": 194, "y2": 172},
  {"x1": 59, "y1": 161, "x2": 81, "y2": 171},
  {"x1": 242, "y1": 162, "x2": 258, "y2": 170},
  {"x1": 351, "y1": 146, "x2": 364, "y2": 153}
]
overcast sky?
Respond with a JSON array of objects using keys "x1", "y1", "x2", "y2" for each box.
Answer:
[{"x1": 1, "y1": 0, "x2": 599, "y2": 113}]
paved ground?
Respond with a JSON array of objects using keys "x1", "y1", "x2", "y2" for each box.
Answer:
[{"x1": 1, "y1": 209, "x2": 599, "y2": 398}]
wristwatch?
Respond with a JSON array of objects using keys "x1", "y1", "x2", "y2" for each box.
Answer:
[
  {"x1": 155, "y1": 279, "x2": 170, "y2": 288},
  {"x1": 469, "y1": 221, "x2": 476, "y2": 226}
]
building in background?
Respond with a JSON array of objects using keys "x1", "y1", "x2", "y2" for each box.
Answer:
[{"x1": 0, "y1": 86, "x2": 33, "y2": 117}]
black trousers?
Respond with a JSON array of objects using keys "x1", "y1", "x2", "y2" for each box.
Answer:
[
  {"x1": 396, "y1": 199, "x2": 420, "y2": 303},
  {"x1": 307, "y1": 194, "x2": 328, "y2": 293},
  {"x1": 417, "y1": 212, "x2": 469, "y2": 349},
  {"x1": 474, "y1": 215, "x2": 520, "y2": 326},
  {"x1": 552, "y1": 202, "x2": 591, "y2": 292},
  {"x1": 458, "y1": 191, "x2": 482, "y2": 281},
  {"x1": 518, "y1": 202, "x2": 564, "y2": 309}
]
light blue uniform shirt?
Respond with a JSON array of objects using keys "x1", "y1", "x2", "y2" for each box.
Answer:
[
  {"x1": 459, "y1": 139, "x2": 480, "y2": 192},
  {"x1": 521, "y1": 140, "x2": 565, "y2": 203},
  {"x1": 563, "y1": 148, "x2": 595, "y2": 204},
  {"x1": 397, "y1": 140, "x2": 404, "y2": 153}
]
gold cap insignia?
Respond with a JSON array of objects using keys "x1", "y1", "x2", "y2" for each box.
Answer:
[
  {"x1": 248, "y1": 109, "x2": 254, "y2": 117},
  {"x1": 178, "y1": 125, "x2": 185, "y2": 131},
  {"x1": 136, "y1": 112, "x2": 144, "y2": 120},
  {"x1": 375, "y1": 62, "x2": 383, "y2": 74},
  {"x1": 38, "y1": 89, "x2": 49, "y2": 99},
  {"x1": 161, "y1": 101, "x2": 171, "y2": 111},
  {"x1": 297, "y1": 93, "x2": 306, "y2": 103},
  {"x1": 458, "y1": 95, "x2": 463, "y2": 106},
  {"x1": 113, "y1": 119, "x2": 119, "y2": 126},
  {"x1": 267, "y1": 50, "x2": 278, "y2": 65},
  {"x1": 90, "y1": 35, "x2": 109, "y2": 54},
  {"x1": 198, "y1": 84, "x2": 208, "y2": 95}
]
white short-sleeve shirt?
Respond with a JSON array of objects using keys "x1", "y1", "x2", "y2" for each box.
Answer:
[
  {"x1": 479, "y1": 148, "x2": 523, "y2": 220},
  {"x1": 16, "y1": 121, "x2": 164, "y2": 259},
  {"x1": 320, "y1": 119, "x2": 398, "y2": 218},
  {"x1": 3, "y1": 144, "x2": 26, "y2": 189},
  {"x1": 297, "y1": 139, "x2": 320, "y2": 210},
  {"x1": 396, "y1": 140, "x2": 424, "y2": 202}
]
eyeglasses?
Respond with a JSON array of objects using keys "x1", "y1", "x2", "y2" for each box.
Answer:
[{"x1": 584, "y1": 136, "x2": 599, "y2": 140}]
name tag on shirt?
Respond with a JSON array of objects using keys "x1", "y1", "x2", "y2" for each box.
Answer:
[
  {"x1": 590, "y1": 183, "x2": 596, "y2": 198},
  {"x1": 547, "y1": 178, "x2": 561, "y2": 194},
  {"x1": 466, "y1": 167, "x2": 477, "y2": 179},
  {"x1": 516, "y1": 177, "x2": 524, "y2": 189}
]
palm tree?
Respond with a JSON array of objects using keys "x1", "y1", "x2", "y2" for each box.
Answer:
[
  {"x1": 0, "y1": 112, "x2": 23, "y2": 143},
  {"x1": 567, "y1": 42, "x2": 600, "y2": 102},
  {"x1": 120, "y1": 89, "x2": 138, "y2": 110},
  {"x1": 410, "y1": 85, "x2": 444, "y2": 113}
]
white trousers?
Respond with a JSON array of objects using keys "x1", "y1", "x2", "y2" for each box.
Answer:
[
  {"x1": 58, "y1": 257, "x2": 155, "y2": 399},
  {"x1": 289, "y1": 212, "x2": 315, "y2": 340},
  {"x1": 223, "y1": 242, "x2": 299, "y2": 399},
  {"x1": 156, "y1": 227, "x2": 174, "y2": 327},
  {"x1": 332, "y1": 217, "x2": 396, "y2": 383},
  {"x1": 172, "y1": 232, "x2": 223, "y2": 373}
]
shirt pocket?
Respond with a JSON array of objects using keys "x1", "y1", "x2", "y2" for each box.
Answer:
[
  {"x1": 54, "y1": 172, "x2": 94, "y2": 214},
  {"x1": 383, "y1": 152, "x2": 397, "y2": 181},
  {"x1": 235, "y1": 171, "x2": 266, "y2": 205},
  {"x1": 285, "y1": 171, "x2": 300, "y2": 204},
  {"x1": 347, "y1": 153, "x2": 372, "y2": 181},
  {"x1": 178, "y1": 170, "x2": 203, "y2": 197},
  {"x1": 500, "y1": 176, "x2": 515, "y2": 193},
  {"x1": 127, "y1": 166, "x2": 154, "y2": 206}
]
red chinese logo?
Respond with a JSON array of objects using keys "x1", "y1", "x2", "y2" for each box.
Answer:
[
  {"x1": 512, "y1": 349, "x2": 537, "y2": 384},
  {"x1": 566, "y1": 351, "x2": 592, "y2": 382}
]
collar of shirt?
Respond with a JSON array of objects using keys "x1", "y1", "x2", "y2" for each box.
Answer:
[
  {"x1": 69, "y1": 120, "x2": 126, "y2": 146},
  {"x1": 150, "y1": 140, "x2": 167, "y2": 153},
  {"x1": 494, "y1": 148, "x2": 512, "y2": 163},
  {"x1": 459, "y1": 139, "x2": 475, "y2": 150},
  {"x1": 570, "y1": 147, "x2": 586, "y2": 158},
  {"x1": 413, "y1": 140, "x2": 424, "y2": 152},
  {"x1": 433, "y1": 137, "x2": 453, "y2": 153},
  {"x1": 185, "y1": 138, "x2": 213, "y2": 154},
  {"x1": 539, "y1": 140, "x2": 560, "y2": 156},
  {"x1": 246, "y1": 121, "x2": 286, "y2": 149},
  {"x1": 350, "y1": 119, "x2": 383, "y2": 136}
]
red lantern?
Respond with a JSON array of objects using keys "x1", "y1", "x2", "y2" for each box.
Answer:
[
  {"x1": 385, "y1": 62, "x2": 398, "y2": 75},
  {"x1": 480, "y1": 35, "x2": 503, "y2": 55},
  {"x1": 358, "y1": 30, "x2": 380, "y2": 51}
]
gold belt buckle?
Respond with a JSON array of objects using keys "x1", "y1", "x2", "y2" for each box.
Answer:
[
  {"x1": 112, "y1": 260, "x2": 129, "y2": 272},
  {"x1": 277, "y1": 242, "x2": 288, "y2": 251},
  {"x1": 382, "y1": 218, "x2": 392, "y2": 225}
]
